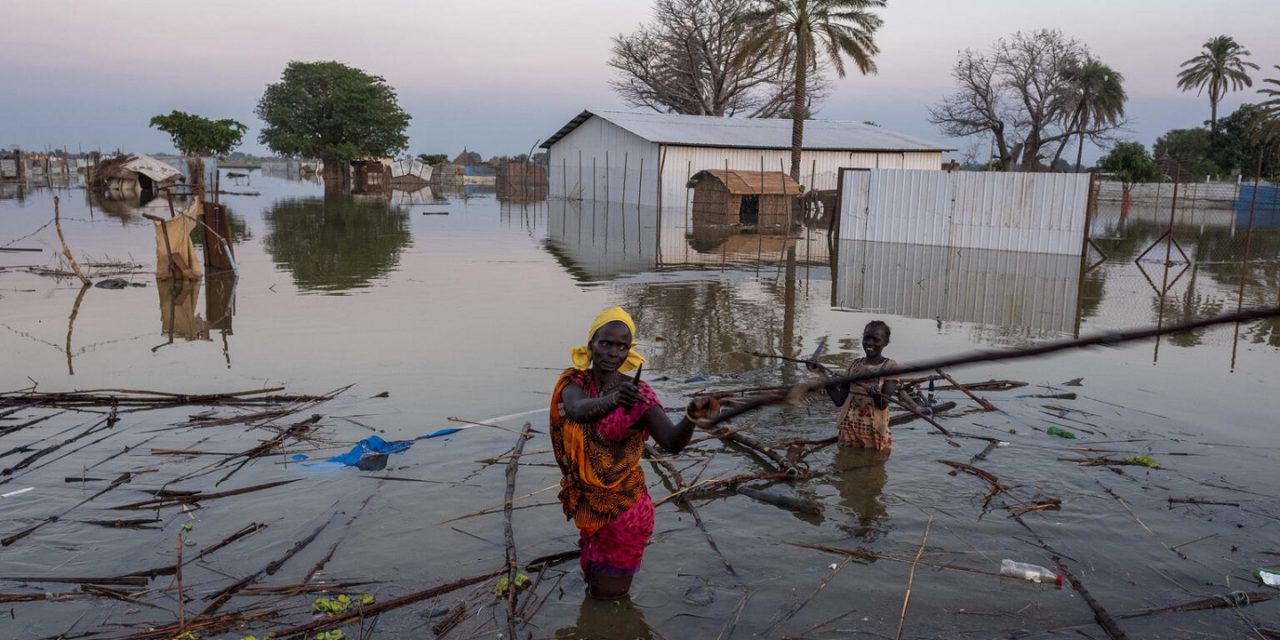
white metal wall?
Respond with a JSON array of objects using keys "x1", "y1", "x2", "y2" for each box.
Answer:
[
  {"x1": 661, "y1": 147, "x2": 941, "y2": 215},
  {"x1": 834, "y1": 239, "x2": 1080, "y2": 338},
  {"x1": 838, "y1": 169, "x2": 1091, "y2": 255},
  {"x1": 548, "y1": 117, "x2": 660, "y2": 205},
  {"x1": 548, "y1": 116, "x2": 942, "y2": 209}
]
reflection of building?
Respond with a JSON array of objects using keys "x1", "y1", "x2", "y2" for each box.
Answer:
[
  {"x1": 542, "y1": 109, "x2": 950, "y2": 207},
  {"x1": 545, "y1": 199, "x2": 831, "y2": 281},
  {"x1": 834, "y1": 240, "x2": 1081, "y2": 339},
  {"x1": 688, "y1": 169, "x2": 801, "y2": 230}
]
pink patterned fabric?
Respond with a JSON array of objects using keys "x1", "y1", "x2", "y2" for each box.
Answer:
[
  {"x1": 571, "y1": 378, "x2": 661, "y2": 576},
  {"x1": 581, "y1": 379, "x2": 659, "y2": 442},
  {"x1": 579, "y1": 491, "x2": 655, "y2": 576}
]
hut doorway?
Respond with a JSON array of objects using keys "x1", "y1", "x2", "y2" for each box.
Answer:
[{"x1": 739, "y1": 195, "x2": 759, "y2": 226}]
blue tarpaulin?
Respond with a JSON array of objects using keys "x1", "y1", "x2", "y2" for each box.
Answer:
[{"x1": 290, "y1": 426, "x2": 481, "y2": 467}]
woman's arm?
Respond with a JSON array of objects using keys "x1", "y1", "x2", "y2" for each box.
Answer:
[
  {"x1": 640, "y1": 397, "x2": 719, "y2": 454},
  {"x1": 559, "y1": 382, "x2": 629, "y2": 424}
]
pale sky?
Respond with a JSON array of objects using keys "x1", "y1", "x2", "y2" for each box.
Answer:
[{"x1": 3, "y1": 0, "x2": 1278, "y2": 163}]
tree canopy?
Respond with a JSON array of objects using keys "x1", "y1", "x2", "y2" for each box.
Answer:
[
  {"x1": 735, "y1": 0, "x2": 886, "y2": 179},
  {"x1": 1153, "y1": 127, "x2": 1218, "y2": 177},
  {"x1": 1176, "y1": 35, "x2": 1258, "y2": 134},
  {"x1": 149, "y1": 111, "x2": 247, "y2": 157},
  {"x1": 609, "y1": 0, "x2": 826, "y2": 118},
  {"x1": 416, "y1": 153, "x2": 448, "y2": 166},
  {"x1": 1097, "y1": 141, "x2": 1160, "y2": 186},
  {"x1": 256, "y1": 61, "x2": 410, "y2": 161},
  {"x1": 930, "y1": 30, "x2": 1126, "y2": 171}
]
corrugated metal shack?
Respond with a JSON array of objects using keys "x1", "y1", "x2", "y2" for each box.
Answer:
[
  {"x1": 687, "y1": 169, "x2": 802, "y2": 230},
  {"x1": 541, "y1": 109, "x2": 951, "y2": 207},
  {"x1": 495, "y1": 161, "x2": 548, "y2": 200}
]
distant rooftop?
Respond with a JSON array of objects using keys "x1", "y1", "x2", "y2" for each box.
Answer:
[{"x1": 542, "y1": 109, "x2": 953, "y2": 152}]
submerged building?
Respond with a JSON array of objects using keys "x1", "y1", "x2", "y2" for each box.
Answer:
[{"x1": 541, "y1": 109, "x2": 951, "y2": 207}]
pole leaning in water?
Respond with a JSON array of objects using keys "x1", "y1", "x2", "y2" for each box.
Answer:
[{"x1": 700, "y1": 306, "x2": 1280, "y2": 429}]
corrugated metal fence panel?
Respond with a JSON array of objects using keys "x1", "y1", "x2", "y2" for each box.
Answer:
[
  {"x1": 835, "y1": 240, "x2": 1079, "y2": 338},
  {"x1": 838, "y1": 170, "x2": 1090, "y2": 255}
]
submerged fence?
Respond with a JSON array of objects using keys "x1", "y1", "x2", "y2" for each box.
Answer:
[{"x1": 838, "y1": 169, "x2": 1093, "y2": 256}]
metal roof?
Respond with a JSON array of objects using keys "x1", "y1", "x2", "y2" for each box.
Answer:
[
  {"x1": 541, "y1": 109, "x2": 953, "y2": 152},
  {"x1": 687, "y1": 170, "x2": 803, "y2": 195}
]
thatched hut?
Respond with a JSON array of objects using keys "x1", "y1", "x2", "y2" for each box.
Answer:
[
  {"x1": 495, "y1": 161, "x2": 548, "y2": 200},
  {"x1": 687, "y1": 169, "x2": 803, "y2": 230}
]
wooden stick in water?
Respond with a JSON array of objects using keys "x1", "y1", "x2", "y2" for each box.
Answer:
[
  {"x1": 895, "y1": 516, "x2": 933, "y2": 640},
  {"x1": 936, "y1": 369, "x2": 996, "y2": 412}
]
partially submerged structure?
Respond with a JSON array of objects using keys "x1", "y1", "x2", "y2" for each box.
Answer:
[
  {"x1": 390, "y1": 158, "x2": 432, "y2": 187},
  {"x1": 542, "y1": 109, "x2": 951, "y2": 206},
  {"x1": 495, "y1": 160, "x2": 548, "y2": 200},
  {"x1": 688, "y1": 169, "x2": 802, "y2": 230},
  {"x1": 91, "y1": 154, "x2": 182, "y2": 195}
]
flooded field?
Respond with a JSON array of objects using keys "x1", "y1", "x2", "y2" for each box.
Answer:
[{"x1": 2, "y1": 171, "x2": 1279, "y2": 639}]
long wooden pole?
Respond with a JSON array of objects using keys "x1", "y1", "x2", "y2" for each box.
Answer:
[
  {"x1": 703, "y1": 306, "x2": 1280, "y2": 429},
  {"x1": 52, "y1": 196, "x2": 90, "y2": 286}
]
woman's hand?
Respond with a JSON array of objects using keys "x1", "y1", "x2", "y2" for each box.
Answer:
[
  {"x1": 685, "y1": 396, "x2": 721, "y2": 421},
  {"x1": 611, "y1": 381, "x2": 641, "y2": 410}
]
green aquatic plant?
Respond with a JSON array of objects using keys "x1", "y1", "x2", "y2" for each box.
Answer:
[
  {"x1": 313, "y1": 594, "x2": 352, "y2": 614},
  {"x1": 493, "y1": 573, "x2": 532, "y2": 597},
  {"x1": 1124, "y1": 455, "x2": 1160, "y2": 469},
  {"x1": 315, "y1": 631, "x2": 344, "y2": 640}
]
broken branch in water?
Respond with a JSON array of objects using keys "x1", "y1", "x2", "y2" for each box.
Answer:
[
  {"x1": 646, "y1": 444, "x2": 737, "y2": 577},
  {"x1": 267, "y1": 569, "x2": 505, "y2": 638},
  {"x1": 503, "y1": 423, "x2": 533, "y2": 638},
  {"x1": 1055, "y1": 558, "x2": 1129, "y2": 640}
]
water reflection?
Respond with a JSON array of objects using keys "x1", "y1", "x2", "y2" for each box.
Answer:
[
  {"x1": 156, "y1": 280, "x2": 210, "y2": 348},
  {"x1": 834, "y1": 240, "x2": 1082, "y2": 343},
  {"x1": 263, "y1": 197, "x2": 411, "y2": 294},
  {"x1": 554, "y1": 595, "x2": 651, "y2": 640},
  {"x1": 832, "y1": 448, "x2": 890, "y2": 539}
]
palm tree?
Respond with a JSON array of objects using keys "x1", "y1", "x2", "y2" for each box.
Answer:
[
  {"x1": 1259, "y1": 65, "x2": 1280, "y2": 141},
  {"x1": 1176, "y1": 35, "x2": 1259, "y2": 135},
  {"x1": 1053, "y1": 58, "x2": 1126, "y2": 172},
  {"x1": 737, "y1": 0, "x2": 886, "y2": 181}
]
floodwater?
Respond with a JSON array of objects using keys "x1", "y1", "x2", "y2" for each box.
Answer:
[{"x1": 1, "y1": 170, "x2": 1279, "y2": 639}]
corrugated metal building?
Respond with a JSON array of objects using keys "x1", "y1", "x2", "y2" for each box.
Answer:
[
  {"x1": 541, "y1": 109, "x2": 950, "y2": 208},
  {"x1": 839, "y1": 169, "x2": 1093, "y2": 256}
]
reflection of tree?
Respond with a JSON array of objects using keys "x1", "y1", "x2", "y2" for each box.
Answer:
[
  {"x1": 263, "y1": 197, "x2": 411, "y2": 293},
  {"x1": 622, "y1": 277, "x2": 800, "y2": 375}
]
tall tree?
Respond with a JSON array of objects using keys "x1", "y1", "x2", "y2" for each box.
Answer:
[
  {"x1": 149, "y1": 110, "x2": 247, "y2": 189},
  {"x1": 930, "y1": 30, "x2": 1124, "y2": 171},
  {"x1": 1051, "y1": 58, "x2": 1126, "y2": 172},
  {"x1": 1098, "y1": 141, "x2": 1159, "y2": 213},
  {"x1": 609, "y1": 0, "x2": 827, "y2": 118},
  {"x1": 1259, "y1": 65, "x2": 1280, "y2": 142},
  {"x1": 1176, "y1": 35, "x2": 1259, "y2": 135},
  {"x1": 256, "y1": 61, "x2": 410, "y2": 195},
  {"x1": 736, "y1": 0, "x2": 885, "y2": 180}
]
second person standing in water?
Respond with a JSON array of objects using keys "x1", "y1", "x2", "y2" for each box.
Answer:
[{"x1": 810, "y1": 320, "x2": 899, "y2": 449}]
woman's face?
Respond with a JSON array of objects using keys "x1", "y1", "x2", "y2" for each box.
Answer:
[
  {"x1": 590, "y1": 322, "x2": 633, "y2": 373},
  {"x1": 862, "y1": 326, "x2": 890, "y2": 359}
]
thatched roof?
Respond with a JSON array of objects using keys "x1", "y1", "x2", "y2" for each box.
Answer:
[{"x1": 687, "y1": 170, "x2": 803, "y2": 195}]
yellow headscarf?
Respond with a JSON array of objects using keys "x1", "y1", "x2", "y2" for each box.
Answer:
[{"x1": 570, "y1": 306, "x2": 646, "y2": 373}]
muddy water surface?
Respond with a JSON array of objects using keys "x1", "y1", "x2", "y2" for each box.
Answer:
[{"x1": 1, "y1": 172, "x2": 1278, "y2": 638}]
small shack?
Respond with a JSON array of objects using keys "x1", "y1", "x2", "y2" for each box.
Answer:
[
  {"x1": 495, "y1": 161, "x2": 548, "y2": 200},
  {"x1": 390, "y1": 158, "x2": 432, "y2": 187},
  {"x1": 351, "y1": 160, "x2": 390, "y2": 195},
  {"x1": 91, "y1": 154, "x2": 182, "y2": 196},
  {"x1": 431, "y1": 162, "x2": 464, "y2": 186},
  {"x1": 687, "y1": 169, "x2": 803, "y2": 229}
]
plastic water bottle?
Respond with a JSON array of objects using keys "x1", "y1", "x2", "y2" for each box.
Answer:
[{"x1": 1000, "y1": 559, "x2": 1063, "y2": 585}]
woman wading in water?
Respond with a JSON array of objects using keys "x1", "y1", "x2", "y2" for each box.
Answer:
[{"x1": 550, "y1": 307, "x2": 719, "y2": 599}]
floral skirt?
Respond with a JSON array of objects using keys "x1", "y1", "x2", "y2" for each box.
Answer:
[{"x1": 578, "y1": 491, "x2": 654, "y2": 577}]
